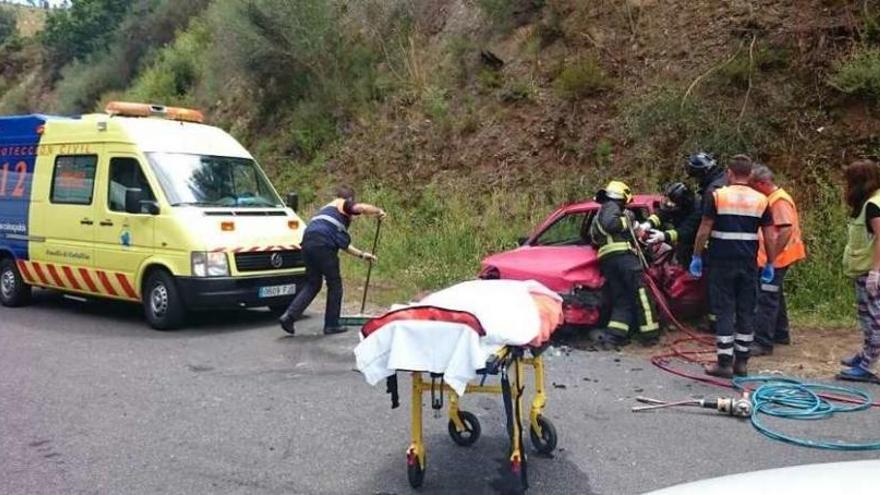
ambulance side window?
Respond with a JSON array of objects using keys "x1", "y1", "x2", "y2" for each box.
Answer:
[
  {"x1": 51, "y1": 155, "x2": 98, "y2": 205},
  {"x1": 108, "y1": 158, "x2": 156, "y2": 213}
]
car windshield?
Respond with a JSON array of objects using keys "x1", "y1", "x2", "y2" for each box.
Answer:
[
  {"x1": 146, "y1": 152, "x2": 283, "y2": 208},
  {"x1": 534, "y1": 212, "x2": 592, "y2": 246}
]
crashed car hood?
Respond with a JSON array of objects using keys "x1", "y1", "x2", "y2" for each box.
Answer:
[{"x1": 481, "y1": 246, "x2": 603, "y2": 293}]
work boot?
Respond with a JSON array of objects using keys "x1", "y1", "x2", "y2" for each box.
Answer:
[
  {"x1": 279, "y1": 314, "x2": 296, "y2": 335},
  {"x1": 749, "y1": 344, "x2": 773, "y2": 357},
  {"x1": 323, "y1": 326, "x2": 349, "y2": 335},
  {"x1": 836, "y1": 366, "x2": 880, "y2": 383},
  {"x1": 704, "y1": 359, "x2": 734, "y2": 379},
  {"x1": 774, "y1": 337, "x2": 791, "y2": 345},
  {"x1": 733, "y1": 359, "x2": 748, "y2": 377},
  {"x1": 638, "y1": 332, "x2": 660, "y2": 347}
]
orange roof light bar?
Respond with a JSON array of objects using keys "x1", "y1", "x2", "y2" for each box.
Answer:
[{"x1": 105, "y1": 101, "x2": 205, "y2": 124}]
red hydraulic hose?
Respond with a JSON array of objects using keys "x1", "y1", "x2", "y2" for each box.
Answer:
[{"x1": 642, "y1": 274, "x2": 880, "y2": 408}]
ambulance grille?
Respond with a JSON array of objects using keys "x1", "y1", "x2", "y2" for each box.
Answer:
[{"x1": 234, "y1": 250, "x2": 304, "y2": 272}]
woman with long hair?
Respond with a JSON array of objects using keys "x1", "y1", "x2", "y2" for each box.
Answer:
[{"x1": 840, "y1": 159, "x2": 880, "y2": 382}]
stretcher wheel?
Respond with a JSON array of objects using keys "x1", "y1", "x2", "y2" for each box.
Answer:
[
  {"x1": 530, "y1": 415, "x2": 557, "y2": 454},
  {"x1": 448, "y1": 411, "x2": 481, "y2": 447},
  {"x1": 407, "y1": 456, "x2": 426, "y2": 488}
]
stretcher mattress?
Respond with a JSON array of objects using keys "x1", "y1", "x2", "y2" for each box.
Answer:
[{"x1": 354, "y1": 280, "x2": 563, "y2": 395}]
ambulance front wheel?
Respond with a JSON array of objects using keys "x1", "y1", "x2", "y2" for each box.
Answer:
[
  {"x1": 0, "y1": 259, "x2": 32, "y2": 307},
  {"x1": 143, "y1": 270, "x2": 185, "y2": 330}
]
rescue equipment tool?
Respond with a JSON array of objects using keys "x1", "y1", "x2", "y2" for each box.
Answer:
[
  {"x1": 632, "y1": 395, "x2": 752, "y2": 418},
  {"x1": 339, "y1": 217, "x2": 382, "y2": 326}
]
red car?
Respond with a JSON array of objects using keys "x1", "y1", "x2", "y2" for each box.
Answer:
[{"x1": 479, "y1": 195, "x2": 706, "y2": 327}]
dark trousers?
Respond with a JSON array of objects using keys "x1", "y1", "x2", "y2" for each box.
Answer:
[
  {"x1": 708, "y1": 261, "x2": 759, "y2": 364},
  {"x1": 754, "y1": 266, "x2": 790, "y2": 349},
  {"x1": 283, "y1": 243, "x2": 343, "y2": 329},
  {"x1": 600, "y1": 253, "x2": 658, "y2": 338}
]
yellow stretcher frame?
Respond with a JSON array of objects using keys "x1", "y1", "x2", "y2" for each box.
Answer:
[{"x1": 403, "y1": 346, "x2": 558, "y2": 490}]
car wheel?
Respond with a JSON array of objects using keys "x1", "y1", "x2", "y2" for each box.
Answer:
[
  {"x1": 143, "y1": 270, "x2": 185, "y2": 330},
  {"x1": 0, "y1": 259, "x2": 32, "y2": 307}
]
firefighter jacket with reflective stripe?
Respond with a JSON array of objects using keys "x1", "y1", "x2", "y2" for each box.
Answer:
[
  {"x1": 757, "y1": 188, "x2": 806, "y2": 268},
  {"x1": 589, "y1": 200, "x2": 634, "y2": 259},
  {"x1": 708, "y1": 184, "x2": 769, "y2": 262},
  {"x1": 844, "y1": 190, "x2": 880, "y2": 278},
  {"x1": 647, "y1": 196, "x2": 700, "y2": 261}
]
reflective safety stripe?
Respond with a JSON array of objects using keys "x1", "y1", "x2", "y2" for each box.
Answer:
[
  {"x1": 15, "y1": 260, "x2": 139, "y2": 301},
  {"x1": 717, "y1": 347, "x2": 734, "y2": 356},
  {"x1": 717, "y1": 335, "x2": 735, "y2": 344},
  {"x1": 311, "y1": 214, "x2": 348, "y2": 232},
  {"x1": 638, "y1": 288, "x2": 657, "y2": 332},
  {"x1": 711, "y1": 231, "x2": 759, "y2": 241},
  {"x1": 761, "y1": 283, "x2": 780, "y2": 293},
  {"x1": 598, "y1": 242, "x2": 631, "y2": 258},
  {"x1": 607, "y1": 320, "x2": 629, "y2": 331},
  {"x1": 734, "y1": 333, "x2": 754, "y2": 342},
  {"x1": 667, "y1": 229, "x2": 678, "y2": 243},
  {"x1": 734, "y1": 343, "x2": 751, "y2": 353},
  {"x1": 708, "y1": 314, "x2": 717, "y2": 322},
  {"x1": 648, "y1": 214, "x2": 661, "y2": 227}
]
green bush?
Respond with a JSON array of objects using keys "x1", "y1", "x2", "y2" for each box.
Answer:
[
  {"x1": 716, "y1": 45, "x2": 791, "y2": 88},
  {"x1": 0, "y1": 7, "x2": 17, "y2": 46},
  {"x1": 828, "y1": 48, "x2": 880, "y2": 101},
  {"x1": 553, "y1": 55, "x2": 611, "y2": 99},
  {"x1": 477, "y1": 0, "x2": 516, "y2": 31},
  {"x1": 41, "y1": 0, "x2": 130, "y2": 68}
]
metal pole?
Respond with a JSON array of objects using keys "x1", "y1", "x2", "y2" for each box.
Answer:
[{"x1": 360, "y1": 217, "x2": 382, "y2": 315}]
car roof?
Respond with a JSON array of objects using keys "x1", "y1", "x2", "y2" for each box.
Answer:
[{"x1": 559, "y1": 194, "x2": 662, "y2": 213}]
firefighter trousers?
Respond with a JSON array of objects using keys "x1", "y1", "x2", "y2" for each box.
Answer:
[{"x1": 600, "y1": 252, "x2": 659, "y2": 339}]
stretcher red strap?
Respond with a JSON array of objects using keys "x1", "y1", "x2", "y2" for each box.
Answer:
[{"x1": 361, "y1": 306, "x2": 486, "y2": 338}]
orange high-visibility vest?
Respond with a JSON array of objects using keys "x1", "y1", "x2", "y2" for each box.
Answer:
[{"x1": 757, "y1": 188, "x2": 806, "y2": 268}]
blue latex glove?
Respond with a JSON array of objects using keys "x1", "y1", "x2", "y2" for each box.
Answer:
[
  {"x1": 761, "y1": 264, "x2": 775, "y2": 284},
  {"x1": 689, "y1": 255, "x2": 703, "y2": 278}
]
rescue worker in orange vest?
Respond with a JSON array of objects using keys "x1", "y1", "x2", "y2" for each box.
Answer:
[
  {"x1": 748, "y1": 164, "x2": 807, "y2": 356},
  {"x1": 589, "y1": 180, "x2": 660, "y2": 347},
  {"x1": 279, "y1": 186, "x2": 385, "y2": 335},
  {"x1": 690, "y1": 155, "x2": 778, "y2": 378}
]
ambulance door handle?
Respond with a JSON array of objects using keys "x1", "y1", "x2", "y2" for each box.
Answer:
[
  {"x1": 99, "y1": 220, "x2": 114, "y2": 227},
  {"x1": 80, "y1": 218, "x2": 94, "y2": 226}
]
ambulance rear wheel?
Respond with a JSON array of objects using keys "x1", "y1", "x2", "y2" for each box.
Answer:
[
  {"x1": 529, "y1": 415, "x2": 557, "y2": 455},
  {"x1": 143, "y1": 270, "x2": 185, "y2": 330},
  {"x1": 0, "y1": 259, "x2": 31, "y2": 307},
  {"x1": 448, "y1": 411, "x2": 481, "y2": 447}
]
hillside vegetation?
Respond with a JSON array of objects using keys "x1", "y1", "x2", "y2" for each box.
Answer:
[{"x1": 2, "y1": 0, "x2": 880, "y2": 324}]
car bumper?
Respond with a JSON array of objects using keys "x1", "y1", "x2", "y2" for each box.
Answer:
[{"x1": 176, "y1": 273, "x2": 306, "y2": 310}]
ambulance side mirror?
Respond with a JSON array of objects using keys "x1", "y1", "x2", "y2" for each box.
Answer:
[
  {"x1": 125, "y1": 189, "x2": 159, "y2": 215},
  {"x1": 286, "y1": 192, "x2": 299, "y2": 211}
]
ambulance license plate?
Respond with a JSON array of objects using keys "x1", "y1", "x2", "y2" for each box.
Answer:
[{"x1": 258, "y1": 284, "x2": 296, "y2": 298}]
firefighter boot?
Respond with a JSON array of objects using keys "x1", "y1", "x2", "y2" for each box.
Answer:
[
  {"x1": 733, "y1": 358, "x2": 748, "y2": 377},
  {"x1": 704, "y1": 356, "x2": 734, "y2": 379}
]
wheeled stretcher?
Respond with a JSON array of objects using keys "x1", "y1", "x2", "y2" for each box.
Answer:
[{"x1": 354, "y1": 280, "x2": 564, "y2": 491}]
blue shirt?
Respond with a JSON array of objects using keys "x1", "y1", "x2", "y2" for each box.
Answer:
[{"x1": 303, "y1": 198, "x2": 359, "y2": 250}]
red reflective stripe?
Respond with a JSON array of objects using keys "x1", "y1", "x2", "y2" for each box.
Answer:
[
  {"x1": 61, "y1": 266, "x2": 82, "y2": 291},
  {"x1": 16, "y1": 261, "x2": 34, "y2": 284},
  {"x1": 115, "y1": 274, "x2": 138, "y2": 299},
  {"x1": 78, "y1": 268, "x2": 99, "y2": 293},
  {"x1": 249, "y1": 246, "x2": 261, "y2": 252},
  {"x1": 211, "y1": 247, "x2": 225, "y2": 253},
  {"x1": 46, "y1": 264, "x2": 66, "y2": 288},
  {"x1": 31, "y1": 262, "x2": 49, "y2": 285},
  {"x1": 96, "y1": 271, "x2": 118, "y2": 296},
  {"x1": 233, "y1": 248, "x2": 244, "y2": 253}
]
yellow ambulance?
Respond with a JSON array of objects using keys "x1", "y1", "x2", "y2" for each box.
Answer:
[{"x1": 0, "y1": 102, "x2": 306, "y2": 329}]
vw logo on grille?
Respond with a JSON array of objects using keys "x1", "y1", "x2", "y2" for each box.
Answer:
[{"x1": 270, "y1": 252, "x2": 284, "y2": 269}]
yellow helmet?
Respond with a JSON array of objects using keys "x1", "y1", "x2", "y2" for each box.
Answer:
[{"x1": 596, "y1": 180, "x2": 633, "y2": 204}]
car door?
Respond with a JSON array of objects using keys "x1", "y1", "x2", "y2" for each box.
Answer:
[
  {"x1": 28, "y1": 153, "x2": 99, "y2": 292},
  {"x1": 92, "y1": 154, "x2": 157, "y2": 301}
]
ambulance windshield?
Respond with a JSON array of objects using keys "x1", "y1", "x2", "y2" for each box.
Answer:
[{"x1": 146, "y1": 153, "x2": 283, "y2": 208}]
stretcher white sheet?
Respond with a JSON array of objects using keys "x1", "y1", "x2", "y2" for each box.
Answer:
[{"x1": 354, "y1": 280, "x2": 561, "y2": 395}]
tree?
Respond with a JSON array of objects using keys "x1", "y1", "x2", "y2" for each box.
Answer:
[{"x1": 41, "y1": 0, "x2": 130, "y2": 68}]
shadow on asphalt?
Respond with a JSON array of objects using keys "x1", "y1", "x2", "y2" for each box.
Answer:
[
  {"x1": 21, "y1": 290, "x2": 281, "y2": 336},
  {"x1": 372, "y1": 432, "x2": 595, "y2": 495}
]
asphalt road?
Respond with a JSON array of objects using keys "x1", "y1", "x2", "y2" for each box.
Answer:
[{"x1": 2, "y1": 292, "x2": 879, "y2": 495}]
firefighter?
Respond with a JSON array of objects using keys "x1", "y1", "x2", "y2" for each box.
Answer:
[
  {"x1": 589, "y1": 180, "x2": 660, "y2": 346},
  {"x1": 748, "y1": 164, "x2": 806, "y2": 356},
  {"x1": 640, "y1": 181, "x2": 701, "y2": 264},
  {"x1": 279, "y1": 186, "x2": 385, "y2": 336},
  {"x1": 690, "y1": 155, "x2": 778, "y2": 378},
  {"x1": 687, "y1": 151, "x2": 727, "y2": 213}
]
